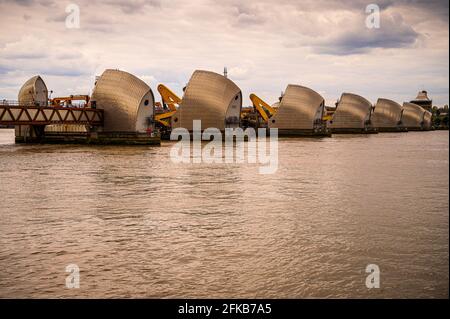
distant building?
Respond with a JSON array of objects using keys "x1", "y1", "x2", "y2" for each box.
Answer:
[{"x1": 410, "y1": 90, "x2": 432, "y2": 112}]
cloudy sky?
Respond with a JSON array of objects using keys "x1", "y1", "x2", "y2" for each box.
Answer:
[{"x1": 0, "y1": 0, "x2": 448, "y2": 106}]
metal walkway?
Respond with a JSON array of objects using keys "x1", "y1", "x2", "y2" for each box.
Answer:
[{"x1": 0, "y1": 101, "x2": 104, "y2": 126}]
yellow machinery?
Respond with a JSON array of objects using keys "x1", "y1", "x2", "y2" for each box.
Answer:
[
  {"x1": 157, "y1": 84, "x2": 181, "y2": 112},
  {"x1": 154, "y1": 111, "x2": 176, "y2": 127},
  {"x1": 154, "y1": 84, "x2": 181, "y2": 127},
  {"x1": 322, "y1": 107, "x2": 335, "y2": 121},
  {"x1": 50, "y1": 95, "x2": 90, "y2": 107},
  {"x1": 249, "y1": 93, "x2": 277, "y2": 123},
  {"x1": 249, "y1": 93, "x2": 334, "y2": 122}
]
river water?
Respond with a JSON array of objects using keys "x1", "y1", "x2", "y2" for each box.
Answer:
[{"x1": 0, "y1": 129, "x2": 448, "y2": 298}]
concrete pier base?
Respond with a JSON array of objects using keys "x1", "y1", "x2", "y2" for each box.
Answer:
[
  {"x1": 376, "y1": 127, "x2": 408, "y2": 133},
  {"x1": 404, "y1": 127, "x2": 432, "y2": 132},
  {"x1": 330, "y1": 127, "x2": 378, "y2": 134},
  {"x1": 15, "y1": 130, "x2": 160, "y2": 146},
  {"x1": 276, "y1": 129, "x2": 332, "y2": 137}
]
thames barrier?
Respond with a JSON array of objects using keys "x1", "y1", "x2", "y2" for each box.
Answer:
[
  {"x1": 1, "y1": 0, "x2": 449, "y2": 306},
  {"x1": 0, "y1": 69, "x2": 443, "y2": 145}
]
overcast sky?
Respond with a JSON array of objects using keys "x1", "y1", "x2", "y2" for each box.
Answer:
[{"x1": 0, "y1": 0, "x2": 448, "y2": 106}]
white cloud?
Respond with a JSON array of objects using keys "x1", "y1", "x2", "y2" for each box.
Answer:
[{"x1": 0, "y1": 0, "x2": 448, "y2": 106}]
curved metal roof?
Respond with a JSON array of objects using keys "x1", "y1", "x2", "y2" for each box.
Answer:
[
  {"x1": 372, "y1": 98, "x2": 403, "y2": 129},
  {"x1": 91, "y1": 69, "x2": 154, "y2": 132},
  {"x1": 18, "y1": 75, "x2": 48, "y2": 106},
  {"x1": 268, "y1": 85, "x2": 325, "y2": 130},
  {"x1": 402, "y1": 102, "x2": 425, "y2": 129},
  {"x1": 171, "y1": 70, "x2": 242, "y2": 131},
  {"x1": 329, "y1": 93, "x2": 373, "y2": 129},
  {"x1": 423, "y1": 110, "x2": 432, "y2": 130},
  {"x1": 271, "y1": 102, "x2": 281, "y2": 109}
]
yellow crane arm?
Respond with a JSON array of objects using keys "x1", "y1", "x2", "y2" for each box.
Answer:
[
  {"x1": 249, "y1": 93, "x2": 276, "y2": 122},
  {"x1": 51, "y1": 95, "x2": 90, "y2": 106},
  {"x1": 322, "y1": 108, "x2": 335, "y2": 121},
  {"x1": 155, "y1": 110, "x2": 176, "y2": 127},
  {"x1": 157, "y1": 84, "x2": 181, "y2": 112}
]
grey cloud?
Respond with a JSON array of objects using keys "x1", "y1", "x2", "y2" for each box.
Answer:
[
  {"x1": 0, "y1": 0, "x2": 447, "y2": 105},
  {"x1": 236, "y1": 12, "x2": 265, "y2": 26},
  {"x1": 0, "y1": 65, "x2": 13, "y2": 74},
  {"x1": 314, "y1": 13, "x2": 419, "y2": 55},
  {"x1": 0, "y1": 0, "x2": 54, "y2": 6},
  {"x1": 136, "y1": 67, "x2": 188, "y2": 84},
  {"x1": 104, "y1": 0, "x2": 161, "y2": 14},
  {"x1": 37, "y1": 68, "x2": 89, "y2": 77},
  {"x1": 1, "y1": 52, "x2": 48, "y2": 59},
  {"x1": 54, "y1": 52, "x2": 83, "y2": 60},
  {"x1": 38, "y1": 0, "x2": 55, "y2": 7},
  {"x1": 222, "y1": 0, "x2": 448, "y2": 22},
  {"x1": 400, "y1": 0, "x2": 449, "y2": 20},
  {"x1": 45, "y1": 11, "x2": 65, "y2": 23},
  {"x1": 0, "y1": 0, "x2": 33, "y2": 6},
  {"x1": 82, "y1": 24, "x2": 116, "y2": 33},
  {"x1": 337, "y1": 0, "x2": 448, "y2": 21},
  {"x1": 43, "y1": 6, "x2": 119, "y2": 33},
  {"x1": 81, "y1": 14, "x2": 122, "y2": 33}
]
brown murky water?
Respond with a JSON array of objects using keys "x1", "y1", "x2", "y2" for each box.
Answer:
[{"x1": 0, "y1": 129, "x2": 448, "y2": 298}]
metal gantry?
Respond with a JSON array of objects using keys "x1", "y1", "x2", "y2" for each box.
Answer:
[{"x1": 0, "y1": 101, "x2": 104, "y2": 126}]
